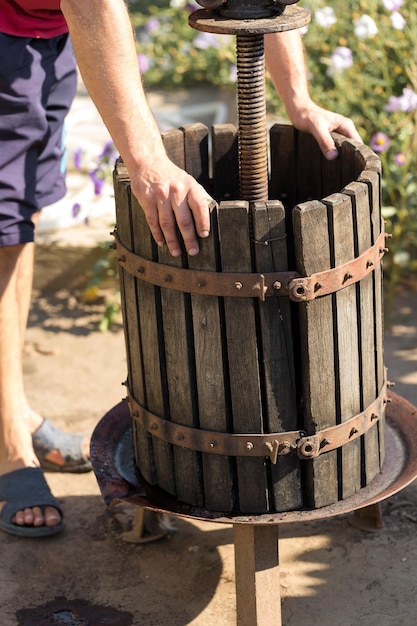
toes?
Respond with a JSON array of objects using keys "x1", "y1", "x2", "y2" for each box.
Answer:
[
  {"x1": 13, "y1": 505, "x2": 61, "y2": 528},
  {"x1": 44, "y1": 506, "x2": 61, "y2": 527}
]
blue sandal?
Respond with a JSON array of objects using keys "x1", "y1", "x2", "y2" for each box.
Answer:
[
  {"x1": 0, "y1": 467, "x2": 64, "y2": 537},
  {"x1": 32, "y1": 418, "x2": 92, "y2": 473}
]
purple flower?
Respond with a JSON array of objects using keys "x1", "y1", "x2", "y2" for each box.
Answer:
[
  {"x1": 328, "y1": 46, "x2": 353, "y2": 75},
  {"x1": 386, "y1": 88, "x2": 417, "y2": 113},
  {"x1": 194, "y1": 32, "x2": 221, "y2": 50},
  {"x1": 72, "y1": 202, "x2": 81, "y2": 218},
  {"x1": 229, "y1": 64, "x2": 237, "y2": 82},
  {"x1": 73, "y1": 148, "x2": 83, "y2": 170},
  {"x1": 390, "y1": 11, "x2": 406, "y2": 30},
  {"x1": 382, "y1": 0, "x2": 403, "y2": 10},
  {"x1": 370, "y1": 132, "x2": 391, "y2": 153},
  {"x1": 99, "y1": 141, "x2": 116, "y2": 162},
  {"x1": 89, "y1": 168, "x2": 105, "y2": 196},
  {"x1": 138, "y1": 53, "x2": 150, "y2": 74},
  {"x1": 394, "y1": 153, "x2": 406, "y2": 166},
  {"x1": 145, "y1": 17, "x2": 160, "y2": 33}
]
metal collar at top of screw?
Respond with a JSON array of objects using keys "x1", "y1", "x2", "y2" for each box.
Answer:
[
  {"x1": 189, "y1": 2, "x2": 310, "y2": 35},
  {"x1": 195, "y1": 0, "x2": 300, "y2": 19}
]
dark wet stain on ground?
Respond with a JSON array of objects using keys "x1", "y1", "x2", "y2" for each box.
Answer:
[{"x1": 16, "y1": 598, "x2": 133, "y2": 626}]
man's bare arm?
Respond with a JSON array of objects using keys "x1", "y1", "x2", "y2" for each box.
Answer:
[
  {"x1": 265, "y1": 30, "x2": 362, "y2": 159},
  {"x1": 61, "y1": 0, "x2": 212, "y2": 257}
]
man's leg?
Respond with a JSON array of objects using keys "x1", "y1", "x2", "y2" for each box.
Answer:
[
  {"x1": 0, "y1": 241, "x2": 60, "y2": 528},
  {"x1": 0, "y1": 33, "x2": 88, "y2": 533}
]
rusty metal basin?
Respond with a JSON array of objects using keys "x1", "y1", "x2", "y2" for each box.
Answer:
[{"x1": 91, "y1": 391, "x2": 417, "y2": 525}]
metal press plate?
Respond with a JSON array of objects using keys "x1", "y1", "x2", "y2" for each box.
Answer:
[
  {"x1": 189, "y1": 5, "x2": 310, "y2": 35},
  {"x1": 91, "y1": 392, "x2": 417, "y2": 525}
]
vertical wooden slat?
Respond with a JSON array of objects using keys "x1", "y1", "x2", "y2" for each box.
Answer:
[
  {"x1": 296, "y1": 131, "x2": 322, "y2": 203},
  {"x1": 182, "y1": 122, "x2": 210, "y2": 192},
  {"x1": 293, "y1": 200, "x2": 338, "y2": 508},
  {"x1": 113, "y1": 162, "x2": 156, "y2": 483},
  {"x1": 359, "y1": 169, "x2": 385, "y2": 467},
  {"x1": 189, "y1": 214, "x2": 235, "y2": 511},
  {"x1": 337, "y1": 137, "x2": 362, "y2": 189},
  {"x1": 324, "y1": 192, "x2": 362, "y2": 498},
  {"x1": 211, "y1": 124, "x2": 239, "y2": 202},
  {"x1": 252, "y1": 200, "x2": 301, "y2": 511},
  {"x1": 269, "y1": 124, "x2": 297, "y2": 267},
  {"x1": 130, "y1": 191, "x2": 177, "y2": 492},
  {"x1": 269, "y1": 124, "x2": 297, "y2": 209},
  {"x1": 321, "y1": 145, "x2": 342, "y2": 199},
  {"x1": 343, "y1": 181, "x2": 381, "y2": 484},
  {"x1": 160, "y1": 128, "x2": 204, "y2": 506},
  {"x1": 219, "y1": 200, "x2": 269, "y2": 513},
  {"x1": 360, "y1": 171, "x2": 384, "y2": 392},
  {"x1": 185, "y1": 123, "x2": 235, "y2": 511}
]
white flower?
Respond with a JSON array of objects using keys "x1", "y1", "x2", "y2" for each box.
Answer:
[
  {"x1": 390, "y1": 11, "x2": 406, "y2": 30},
  {"x1": 354, "y1": 15, "x2": 378, "y2": 39},
  {"x1": 382, "y1": 0, "x2": 403, "y2": 10},
  {"x1": 327, "y1": 46, "x2": 353, "y2": 76},
  {"x1": 386, "y1": 88, "x2": 417, "y2": 113},
  {"x1": 315, "y1": 6, "x2": 337, "y2": 29},
  {"x1": 170, "y1": 0, "x2": 185, "y2": 7}
]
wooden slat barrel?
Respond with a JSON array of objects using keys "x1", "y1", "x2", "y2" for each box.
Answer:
[{"x1": 113, "y1": 123, "x2": 386, "y2": 514}]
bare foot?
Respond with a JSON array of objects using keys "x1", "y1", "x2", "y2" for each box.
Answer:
[
  {"x1": 0, "y1": 471, "x2": 62, "y2": 531},
  {"x1": 0, "y1": 430, "x2": 62, "y2": 531}
]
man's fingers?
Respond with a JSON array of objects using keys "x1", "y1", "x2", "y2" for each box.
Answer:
[
  {"x1": 154, "y1": 185, "x2": 214, "y2": 257},
  {"x1": 132, "y1": 166, "x2": 215, "y2": 257},
  {"x1": 303, "y1": 108, "x2": 363, "y2": 161},
  {"x1": 314, "y1": 119, "x2": 363, "y2": 160},
  {"x1": 334, "y1": 117, "x2": 363, "y2": 144},
  {"x1": 186, "y1": 188, "x2": 215, "y2": 239},
  {"x1": 155, "y1": 197, "x2": 183, "y2": 257}
]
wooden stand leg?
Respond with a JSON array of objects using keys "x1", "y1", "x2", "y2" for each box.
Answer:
[{"x1": 233, "y1": 524, "x2": 281, "y2": 626}]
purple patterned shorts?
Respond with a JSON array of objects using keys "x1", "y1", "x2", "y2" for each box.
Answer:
[{"x1": 0, "y1": 33, "x2": 77, "y2": 247}]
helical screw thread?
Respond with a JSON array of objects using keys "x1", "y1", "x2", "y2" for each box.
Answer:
[{"x1": 236, "y1": 34, "x2": 269, "y2": 202}]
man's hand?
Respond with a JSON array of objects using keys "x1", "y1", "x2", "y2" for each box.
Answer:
[
  {"x1": 130, "y1": 157, "x2": 213, "y2": 257},
  {"x1": 287, "y1": 103, "x2": 363, "y2": 161},
  {"x1": 265, "y1": 31, "x2": 363, "y2": 160}
]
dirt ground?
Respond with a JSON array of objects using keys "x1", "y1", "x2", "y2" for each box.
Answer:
[{"x1": 2, "y1": 260, "x2": 417, "y2": 625}]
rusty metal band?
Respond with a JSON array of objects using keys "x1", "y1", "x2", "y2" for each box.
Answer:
[
  {"x1": 112, "y1": 224, "x2": 386, "y2": 302},
  {"x1": 288, "y1": 226, "x2": 387, "y2": 302},
  {"x1": 127, "y1": 377, "x2": 387, "y2": 464},
  {"x1": 112, "y1": 230, "x2": 295, "y2": 301}
]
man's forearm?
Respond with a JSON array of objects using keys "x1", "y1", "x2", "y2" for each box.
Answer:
[
  {"x1": 61, "y1": 0, "x2": 213, "y2": 258},
  {"x1": 265, "y1": 30, "x2": 311, "y2": 118},
  {"x1": 264, "y1": 30, "x2": 362, "y2": 157},
  {"x1": 60, "y1": 0, "x2": 165, "y2": 174}
]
